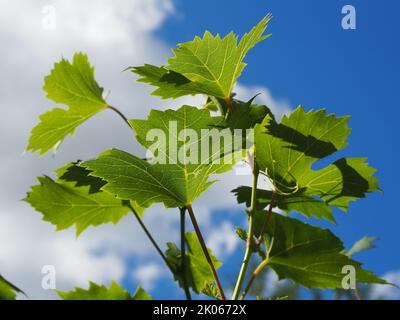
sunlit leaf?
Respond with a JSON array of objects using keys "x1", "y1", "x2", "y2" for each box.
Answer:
[
  {"x1": 57, "y1": 281, "x2": 151, "y2": 300},
  {"x1": 27, "y1": 53, "x2": 109, "y2": 155},
  {"x1": 165, "y1": 232, "x2": 221, "y2": 294}
]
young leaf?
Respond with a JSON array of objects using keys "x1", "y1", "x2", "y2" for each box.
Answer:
[
  {"x1": 83, "y1": 106, "x2": 241, "y2": 208},
  {"x1": 24, "y1": 163, "x2": 140, "y2": 236},
  {"x1": 255, "y1": 106, "x2": 380, "y2": 220},
  {"x1": 131, "y1": 15, "x2": 271, "y2": 100},
  {"x1": 232, "y1": 186, "x2": 333, "y2": 221},
  {"x1": 0, "y1": 275, "x2": 24, "y2": 300},
  {"x1": 202, "y1": 282, "x2": 221, "y2": 300},
  {"x1": 27, "y1": 53, "x2": 109, "y2": 155},
  {"x1": 345, "y1": 236, "x2": 378, "y2": 257},
  {"x1": 130, "y1": 64, "x2": 206, "y2": 99},
  {"x1": 57, "y1": 281, "x2": 151, "y2": 300},
  {"x1": 223, "y1": 98, "x2": 273, "y2": 129},
  {"x1": 165, "y1": 232, "x2": 222, "y2": 294},
  {"x1": 256, "y1": 213, "x2": 387, "y2": 289}
]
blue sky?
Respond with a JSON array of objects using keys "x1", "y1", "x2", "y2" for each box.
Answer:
[{"x1": 125, "y1": 0, "x2": 400, "y2": 298}]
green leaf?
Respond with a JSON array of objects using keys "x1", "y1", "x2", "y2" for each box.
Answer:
[
  {"x1": 27, "y1": 52, "x2": 109, "y2": 155},
  {"x1": 131, "y1": 15, "x2": 271, "y2": 100},
  {"x1": 83, "y1": 106, "x2": 240, "y2": 208},
  {"x1": 202, "y1": 282, "x2": 221, "y2": 300},
  {"x1": 132, "y1": 286, "x2": 152, "y2": 300},
  {"x1": 256, "y1": 213, "x2": 387, "y2": 289},
  {"x1": 166, "y1": 14, "x2": 271, "y2": 99},
  {"x1": 345, "y1": 236, "x2": 378, "y2": 257},
  {"x1": 224, "y1": 98, "x2": 273, "y2": 130},
  {"x1": 255, "y1": 106, "x2": 380, "y2": 221},
  {"x1": 0, "y1": 275, "x2": 24, "y2": 300},
  {"x1": 165, "y1": 232, "x2": 222, "y2": 294},
  {"x1": 130, "y1": 64, "x2": 206, "y2": 99},
  {"x1": 24, "y1": 162, "x2": 138, "y2": 236},
  {"x1": 57, "y1": 281, "x2": 151, "y2": 300},
  {"x1": 235, "y1": 226, "x2": 248, "y2": 242},
  {"x1": 232, "y1": 186, "x2": 333, "y2": 221}
]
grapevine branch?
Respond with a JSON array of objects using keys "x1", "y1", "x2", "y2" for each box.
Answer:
[
  {"x1": 180, "y1": 207, "x2": 192, "y2": 300},
  {"x1": 240, "y1": 258, "x2": 270, "y2": 300},
  {"x1": 232, "y1": 162, "x2": 259, "y2": 299},
  {"x1": 239, "y1": 193, "x2": 276, "y2": 299},
  {"x1": 127, "y1": 203, "x2": 172, "y2": 272},
  {"x1": 187, "y1": 205, "x2": 226, "y2": 300},
  {"x1": 256, "y1": 191, "x2": 276, "y2": 246}
]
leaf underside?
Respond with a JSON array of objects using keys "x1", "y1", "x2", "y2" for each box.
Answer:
[
  {"x1": 253, "y1": 106, "x2": 380, "y2": 222},
  {"x1": 165, "y1": 231, "x2": 222, "y2": 294},
  {"x1": 83, "y1": 105, "x2": 241, "y2": 208},
  {"x1": 27, "y1": 52, "x2": 108, "y2": 155},
  {"x1": 24, "y1": 162, "x2": 141, "y2": 236},
  {"x1": 254, "y1": 213, "x2": 387, "y2": 289},
  {"x1": 0, "y1": 275, "x2": 24, "y2": 300},
  {"x1": 57, "y1": 281, "x2": 151, "y2": 300}
]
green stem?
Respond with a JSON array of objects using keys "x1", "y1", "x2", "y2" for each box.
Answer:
[
  {"x1": 108, "y1": 105, "x2": 132, "y2": 129},
  {"x1": 354, "y1": 286, "x2": 362, "y2": 300},
  {"x1": 128, "y1": 204, "x2": 172, "y2": 272},
  {"x1": 232, "y1": 164, "x2": 259, "y2": 300},
  {"x1": 240, "y1": 258, "x2": 269, "y2": 300},
  {"x1": 256, "y1": 191, "x2": 275, "y2": 246},
  {"x1": 187, "y1": 205, "x2": 226, "y2": 300},
  {"x1": 180, "y1": 207, "x2": 192, "y2": 300}
]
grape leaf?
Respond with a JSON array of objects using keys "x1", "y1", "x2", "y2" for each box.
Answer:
[
  {"x1": 24, "y1": 162, "x2": 140, "y2": 236},
  {"x1": 165, "y1": 232, "x2": 221, "y2": 294},
  {"x1": 254, "y1": 213, "x2": 387, "y2": 289},
  {"x1": 82, "y1": 106, "x2": 241, "y2": 208},
  {"x1": 130, "y1": 15, "x2": 271, "y2": 100},
  {"x1": 223, "y1": 98, "x2": 273, "y2": 130},
  {"x1": 167, "y1": 14, "x2": 271, "y2": 99},
  {"x1": 130, "y1": 64, "x2": 205, "y2": 99},
  {"x1": 232, "y1": 186, "x2": 333, "y2": 221},
  {"x1": 57, "y1": 281, "x2": 151, "y2": 300},
  {"x1": 202, "y1": 282, "x2": 221, "y2": 300},
  {"x1": 27, "y1": 52, "x2": 109, "y2": 155},
  {"x1": 255, "y1": 106, "x2": 380, "y2": 220},
  {"x1": 0, "y1": 275, "x2": 24, "y2": 300}
]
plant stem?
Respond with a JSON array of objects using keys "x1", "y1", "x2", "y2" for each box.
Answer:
[
  {"x1": 355, "y1": 286, "x2": 362, "y2": 300},
  {"x1": 256, "y1": 191, "x2": 276, "y2": 246},
  {"x1": 240, "y1": 258, "x2": 269, "y2": 300},
  {"x1": 225, "y1": 97, "x2": 234, "y2": 113},
  {"x1": 237, "y1": 193, "x2": 276, "y2": 299},
  {"x1": 232, "y1": 164, "x2": 259, "y2": 300},
  {"x1": 108, "y1": 105, "x2": 132, "y2": 129},
  {"x1": 180, "y1": 207, "x2": 192, "y2": 300},
  {"x1": 128, "y1": 204, "x2": 172, "y2": 272},
  {"x1": 187, "y1": 205, "x2": 226, "y2": 300}
]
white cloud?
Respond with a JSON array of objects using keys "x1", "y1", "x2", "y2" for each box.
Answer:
[
  {"x1": 369, "y1": 270, "x2": 400, "y2": 300},
  {"x1": 0, "y1": 0, "x2": 292, "y2": 299},
  {"x1": 207, "y1": 221, "x2": 239, "y2": 258},
  {"x1": 133, "y1": 262, "x2": 166, "y2": 290}
]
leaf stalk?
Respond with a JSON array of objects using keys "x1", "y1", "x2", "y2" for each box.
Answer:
[
  {"x1": 180, "y1": 207, "x2": 192, "y2": 300},
  {"x1": 231, "y1": 163, "x2": 259, "y2": 299},
  {"x1": 187, "y1": 205, "x2": 226, "y2": 300}
]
